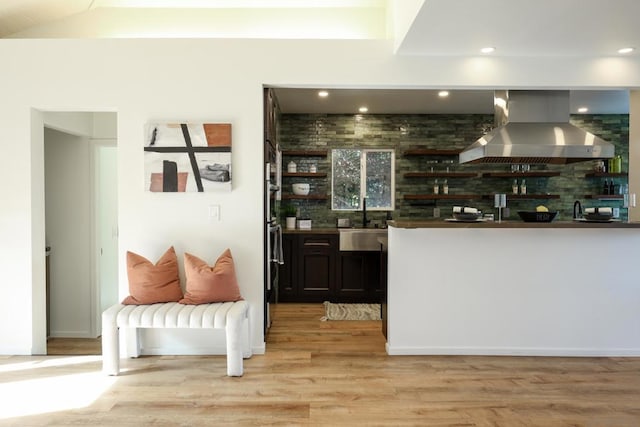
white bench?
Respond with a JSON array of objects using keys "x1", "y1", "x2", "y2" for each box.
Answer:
[{"x1": 102, "y1": 301, "x2": 251, "y2": 377}]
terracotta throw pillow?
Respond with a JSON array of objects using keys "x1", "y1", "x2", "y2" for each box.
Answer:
[
  {"x1": 122, "y1": 246, "x2": 183, "y2": 305},
  {"x1": 179, "y1": 248, "x2": 243, "y2": 304}
]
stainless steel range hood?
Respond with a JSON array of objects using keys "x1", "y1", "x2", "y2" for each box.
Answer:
[{"x1": 459, "y1": 90, "x2": 615, "y2": 164}]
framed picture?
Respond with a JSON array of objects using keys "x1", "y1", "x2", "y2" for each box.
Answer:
[{"x1": 144, "y1": 122, "x2": 232, "y2": 192}]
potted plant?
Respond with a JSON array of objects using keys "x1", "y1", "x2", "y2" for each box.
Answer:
[{"x1": 284, "y1": 204, "x2": 297, "y2": 229}]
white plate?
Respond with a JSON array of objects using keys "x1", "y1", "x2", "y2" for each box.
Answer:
[
  {"x1": 445, "y1": 218, "x2": 487, "y2": 223},
  {"x1": 573, "y1": 218, "x2": 619, "y2": 223}
]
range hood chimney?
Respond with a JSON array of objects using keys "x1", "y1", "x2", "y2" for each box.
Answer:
[{"x1": 459, "y1": 90, "x2": 615, "y2": 164}]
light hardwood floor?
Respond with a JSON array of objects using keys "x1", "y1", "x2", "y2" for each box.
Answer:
[{"x1": 1, "y1": 303, "x2": 639, "y2": 426}]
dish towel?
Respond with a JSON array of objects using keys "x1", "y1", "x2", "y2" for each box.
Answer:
[
  {"x1": 270, "y1": 224, "x2": 284, "y2": 264},
  {"x1": 453, "y1": 206, "x2": 479, "y2": 214}
]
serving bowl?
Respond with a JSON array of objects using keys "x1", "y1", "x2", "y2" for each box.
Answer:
[
  {"x1": 583, "y1": 212, "x2": 613, "y2": 221},
  {"x1": 292, "y1": 183, "x2": 310, "y2": 195},
  {"x1": 517, "y1": 211, "x2": 558, "y2": 222},
  {"x1": 453, "y1": 212, "x2": 482, "y2": 221}
]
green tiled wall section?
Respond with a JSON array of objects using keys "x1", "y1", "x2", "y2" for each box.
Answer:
[{"x1": 278, "y1": 114, "x2": 629, "y2": 226}]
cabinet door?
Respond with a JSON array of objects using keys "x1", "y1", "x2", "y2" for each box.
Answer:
[
  {"x1": 337, "y1": 251, "x2": 381, "y2": 303},
  {"x1": 298, "y1": 234, "x2": 337, "y2": 302},
  {"x1": 278, "y1": 234, "x2": 298, "y2": 302}
]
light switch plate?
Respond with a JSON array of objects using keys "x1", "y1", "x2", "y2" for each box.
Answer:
[{"x1": 209, "y1": 205, "x2": 220, "y2": 221}]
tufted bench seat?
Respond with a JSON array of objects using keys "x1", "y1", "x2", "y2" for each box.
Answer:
[{"x1": 102, "y1": 301, "x2": 251, "y2": 377}]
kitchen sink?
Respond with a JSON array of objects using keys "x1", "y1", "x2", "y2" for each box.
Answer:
[{"x1": 339, "y1": 228, "x2": 387, "y2": 251}]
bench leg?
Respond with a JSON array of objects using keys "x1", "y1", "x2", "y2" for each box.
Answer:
[
  {"x1": 102, "y1": 323, "x2": 120, "y2": 376},
  {"x1": 225, "y1": 313, "x2": 245, "y2": 377}
]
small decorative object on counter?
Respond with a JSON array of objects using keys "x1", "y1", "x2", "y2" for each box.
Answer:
[
  {"x1": 297, "y1": 218, "x2": 312, "y2": 230},
  {"x1": 433, "y1": 179, "x2": 439, "y2": 195},
  {"x1": 520, "y1": 179, "x2": 527, "y2": 195},
  {"x1": 287, "y1": 161, "x2": 297, "y2": 173},
  {"x1": 284, "y1": 204, "x2": 297, "y2": 230},
  {"x1": 512, "y1": 179, "x2": 518, "y2": 194},
  {"x1": 442, "y1": 179, "x2": 449, "y2": 195}
]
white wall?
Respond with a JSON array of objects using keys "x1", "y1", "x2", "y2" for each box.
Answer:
[
  {"x1": 1, "y1": 38, "x2": 640, "y2": 355},
  {"x1": 44, "y1": 128, "x2": 93, "y2": 338}
]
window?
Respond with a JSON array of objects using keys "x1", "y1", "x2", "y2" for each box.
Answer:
[{"x1": 331, "y1": 148, "x2": 395, "y2": 211}]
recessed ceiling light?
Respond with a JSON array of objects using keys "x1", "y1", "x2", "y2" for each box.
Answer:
[
  {"x1": 359, "y1": 106, "x2": 368, "y2": 113},
  {"x1": 318, "y1": 90, "x2": 329, "y2": 97},
  {"x1": 438, "y1": 91, "x2": 449, "y2": 98},
  {"x1": 578, "y1": 107, "x2": 589, "y2": 113},
  {"x1": 618, "y1": 47, "x2": 635, "y2": 54},
  {"x1": 480, "y1": 47, "x2": 495, "y2": 54}
]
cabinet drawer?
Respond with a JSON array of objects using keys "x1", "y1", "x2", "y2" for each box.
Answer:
[{"x1": 300, "y1": 234, "x2": 336, "y2": 248}]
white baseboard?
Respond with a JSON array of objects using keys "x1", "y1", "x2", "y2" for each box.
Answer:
[
  {"x1": 139, "y1": 344, "x2": 265, "y2": 356},
  {"x1": 386, "y1": 345, "x2": 640, "y2": 357},
  {"x1": 48, "y1": 330, "x2": 95, "y2": 339}
]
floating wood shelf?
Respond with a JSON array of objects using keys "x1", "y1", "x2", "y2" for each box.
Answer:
[
  {"x1": 404, "y1": 194, "x2": 482, "y2": 201},
  {"x1": 584, "y1": 194, "x2": 624, "y2": 200},
  {"x1": 585, "y1": 172, "x2": 628, "y2": 178},
  {"x1": 282, "y1": 150, "x2": 328, "y2": 157},
  {"x1": 404, "y1": 172, "x2": 478, "y2": 178},
  {"x1": 403, "y1": 149, "x2": 462, "y2": 156},
  {"x1": 282, "y1": 172, "x2": 327, "y2": 178},
  {"x1": 282, "y1": 194, "x2": 327, "y2": 200},
  {"x1": 495, "y1": 194, "x2": 561, "y2": 200},
  {"x1": 482, "y1": 172, "x2": 561, "y2": 178}
]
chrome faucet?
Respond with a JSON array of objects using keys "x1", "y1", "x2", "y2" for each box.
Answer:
[
  {"x1": 573, "y1": 200, "x2": 583, "y2": 219},
  {"x1": 362, "y1": 197, "x2": 370, "y2": 228}
]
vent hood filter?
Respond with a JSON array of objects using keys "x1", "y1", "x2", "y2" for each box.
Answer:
[{"x1": 459, "y1": 91, "x2": 615, "y2": 164}]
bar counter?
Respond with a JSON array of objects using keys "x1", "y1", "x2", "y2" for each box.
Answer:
[
  {"x1": 386, "y1": 220, "x2": 640, "y2": 358},
  {"x1": 388, "y1": 219, "x2": 640, "y2": 229}
]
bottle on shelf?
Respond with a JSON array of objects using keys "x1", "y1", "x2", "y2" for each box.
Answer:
[
  {"x1": 609, "y1": 179, "x2": 615, "y2": 195},
  {"x1": 512, "y1": 179, "x2": 518, "y2": 195},
  {"x1": 442, "y1": 179, "x2": 449, "y2": 195},
  {"x1": 520, "y1": 179, "x2": 527, "y2": 195},
  {"x1": 433, "y1": 179, "x2": 439, "y2": 195},
  {"x1": 603, "y1": 179, "x2": 609, "y2": 195},
  {"x1": 614, "y1": 155, "x2": 622, "y2": 173}
]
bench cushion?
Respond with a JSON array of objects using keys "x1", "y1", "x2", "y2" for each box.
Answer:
[{"x1": 104, "y1": 301, "x2": 244, "y2": 329}]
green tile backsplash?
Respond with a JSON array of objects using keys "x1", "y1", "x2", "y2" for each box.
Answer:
[{"x1": 278, "y1": 113, "x2": 629, "y2": 226}]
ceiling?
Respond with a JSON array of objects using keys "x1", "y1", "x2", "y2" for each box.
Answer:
[
  {"x1": 1, "y1": 0, "x2": 636, "y2": 114},
  {"x1": 273, "y1": 88, "x2": 630, "y2": 115}
]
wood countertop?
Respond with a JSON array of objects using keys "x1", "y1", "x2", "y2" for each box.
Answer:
[
  {"x1": 388, "y1": 220, "x2": 640, "y2": 229},
  {"x1": 282, "y1": 228, "x2": 340, "y2": 234}
]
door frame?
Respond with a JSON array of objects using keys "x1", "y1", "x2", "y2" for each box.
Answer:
[{"x1": 90, "y1": 139, "x2": 118, "y2": 337}]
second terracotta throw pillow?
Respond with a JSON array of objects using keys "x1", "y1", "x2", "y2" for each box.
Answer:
[{"x1": 180, "y1": 248, "x2": 243, "y2": 304}]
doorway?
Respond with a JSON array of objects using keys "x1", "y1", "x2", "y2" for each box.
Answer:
[{"x1": 43, "y1": 112, "x2": 118, "y2": 355}]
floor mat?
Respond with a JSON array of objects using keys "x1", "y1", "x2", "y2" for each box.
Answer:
[{"x1": 321, "y1": 301, "x2": 382, "y2": 321}]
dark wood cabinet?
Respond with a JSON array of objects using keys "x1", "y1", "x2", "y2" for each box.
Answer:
[
  {"x1": 336, "y1": 251, "x2": 380, "y2": 303},
  {"x1": 278, "y1": 234, "x2": 298, "y2": 302},
  {"x1": 279, "y1": 232, "x2": 384, "y2": 303},
  {"x1": 298, "y1": 234, "x2": 337, "y2": 302}
]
